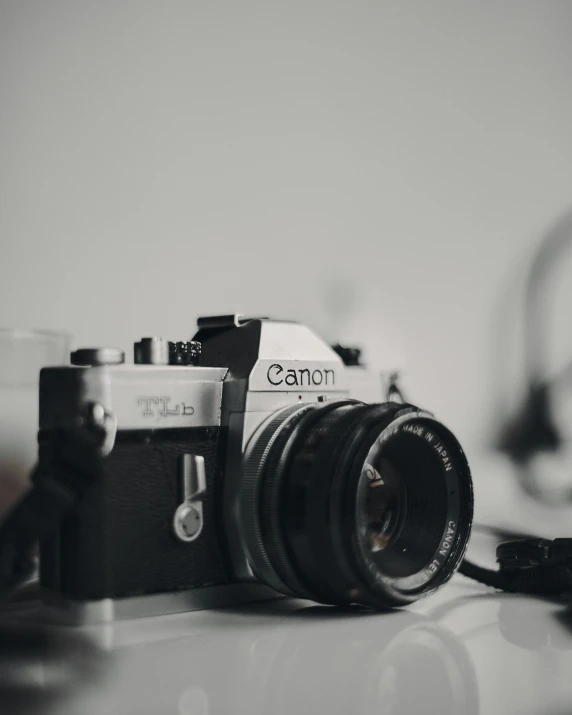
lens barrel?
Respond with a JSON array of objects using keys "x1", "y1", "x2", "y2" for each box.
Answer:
[{"x1": 240, "y1": 400, "x2": 473, "y2": 608}]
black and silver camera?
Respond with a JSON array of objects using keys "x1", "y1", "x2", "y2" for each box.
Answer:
[{"x1": 38, "y1": 315, "x2": 473, "y2": 621}]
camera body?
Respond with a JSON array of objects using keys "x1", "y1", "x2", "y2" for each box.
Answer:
[{"x1": 39, "y1": 315, "x2": 386, "y2": 619}]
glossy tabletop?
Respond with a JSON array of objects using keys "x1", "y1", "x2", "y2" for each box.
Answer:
[{"x1": 1, "y1": 455, "x2": 572, "y2": 715}]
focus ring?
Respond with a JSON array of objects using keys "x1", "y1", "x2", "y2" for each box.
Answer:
[
  {"x1": 279, "y1": 402, "x2": 384, "y2": 605},
  {"x1": 260, "y1": 400, "x2": 361, "y2": 601},
  {"x1": 240, "y1": 403, "x2": 316, "y2": 597}
]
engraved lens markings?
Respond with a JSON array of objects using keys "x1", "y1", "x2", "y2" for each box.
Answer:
[
  {"x1": 426, "y1": 521, "x2": 458, "y2": 574},
  {"x1": 387, "y1": 422, "x2": 452, "y2": 472}
]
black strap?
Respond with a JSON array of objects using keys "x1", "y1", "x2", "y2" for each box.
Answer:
[
  {"x1": 461, "y1": 537, "x2": 572, "y2": 595},
  {"x1": 0, "y1": 416, "x2": 107, "y2": 602}
]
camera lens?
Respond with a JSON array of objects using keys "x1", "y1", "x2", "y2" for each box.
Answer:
[{"x1": 240, "y1": 401, "x2": 473, "y2": 608}]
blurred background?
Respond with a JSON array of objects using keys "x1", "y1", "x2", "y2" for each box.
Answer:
[{"x1": 2, "y1": 0, "x2": 572, "y2": 462}]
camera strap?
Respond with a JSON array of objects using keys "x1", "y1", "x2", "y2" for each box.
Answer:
[
  {"x1": 0, "y1": 403, "x2": 115, "y2": 602},
  {"x1": 460, "y1": 537, "x2": 572, "y2": 595}
]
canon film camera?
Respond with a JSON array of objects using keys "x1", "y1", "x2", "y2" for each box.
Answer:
[{"x1": 37, "y1": 315, "x2": 473, "y2": 622}]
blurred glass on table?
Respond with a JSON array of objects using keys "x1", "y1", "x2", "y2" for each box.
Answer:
[{"x1": 0, "y1": 330, "x2": 69, "y2": 514}]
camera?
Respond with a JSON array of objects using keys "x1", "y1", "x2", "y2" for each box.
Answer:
[{"x1": 38, "y1": 315, "x2": 473, "y2": 621}]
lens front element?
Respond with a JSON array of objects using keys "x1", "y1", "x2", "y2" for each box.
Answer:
[
  {"x1": 355, "y1": 418, "x2": 463, "y2": 594},
  {"x1": 361, "y1": 456, "x2": 407, "y2": 555}
]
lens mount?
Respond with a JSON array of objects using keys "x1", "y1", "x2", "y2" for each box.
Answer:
[{"x1": 240, "y1": 400, "x2": 473, "y2": 608}]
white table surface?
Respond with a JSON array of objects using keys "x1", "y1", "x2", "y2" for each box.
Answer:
[{"x1": 1, "y1": 454, "x2": 572, "y2": 715}]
